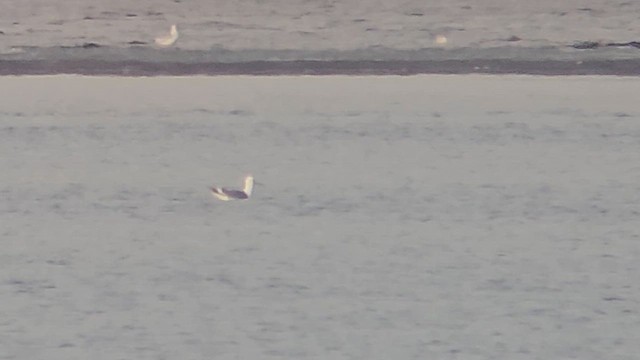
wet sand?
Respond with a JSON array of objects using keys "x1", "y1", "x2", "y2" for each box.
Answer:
[{"x1": 3, "y1": 58, "x2": 640, "y2": 76}]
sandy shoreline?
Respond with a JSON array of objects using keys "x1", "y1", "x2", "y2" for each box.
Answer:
[
  {"x1": 2, "y1": 58, "x2": 640, "y2": 76},
  {"x1": 3, "y1": 0, "x2": 640, "y2": 76}
]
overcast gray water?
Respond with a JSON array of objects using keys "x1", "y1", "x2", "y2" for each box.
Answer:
[{"x1": 1, "y1": 75, "x2": 639, "y2": 359}]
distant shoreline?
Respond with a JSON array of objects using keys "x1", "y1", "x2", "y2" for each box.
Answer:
[{"x1": 2, "y1": 59, "x2": 640, "y2": 76}]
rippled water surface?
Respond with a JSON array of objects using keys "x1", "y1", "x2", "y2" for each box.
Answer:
[{"x1": 1, "y1": 75, "x2": 640, "y2": 359}]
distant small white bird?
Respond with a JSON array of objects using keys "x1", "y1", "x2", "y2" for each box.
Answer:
[
  {"x1": 210, "y1": 175, "x2": 254, "y2": 201},
  {"x1": 155, "y1": 24, "x2": 178, "y2": 47},
  {"x1": 435, "y1": 34, "x2": 448, "y2": 45}
]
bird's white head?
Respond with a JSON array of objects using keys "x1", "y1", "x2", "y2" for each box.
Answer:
[
  {"x1": 170, "y1": 24, "x2": 178, "y2": 37},
  {"x1": 243, "y1": 175, "x2": 254, "y2": 196}
]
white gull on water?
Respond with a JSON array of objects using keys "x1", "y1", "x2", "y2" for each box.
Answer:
[
  {"x1": 210, "y1": 175, "x2": 254, "y2": 201},
  {"x1": 155, "y1": 24, "x2": 178, "y2": 47}
]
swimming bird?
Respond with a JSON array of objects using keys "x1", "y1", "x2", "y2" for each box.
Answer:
[
  {"x1": 210, "y1": 175, "x2": 254, "y2": 201},
  {"x1": 155, "y1": 24, "x2": 178, "y2": 47}
]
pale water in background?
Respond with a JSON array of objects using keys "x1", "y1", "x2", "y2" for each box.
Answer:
[{"x1": 1, "y1": 75, "x2": 640, "y2": 359}]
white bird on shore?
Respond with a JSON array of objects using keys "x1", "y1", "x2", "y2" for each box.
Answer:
[
  {"x1": 155, "y1": 24, "x2": 178, "y2": 47},
  {"x1": 210, "y1": 175, "x2": 254, "y2": 201},
  {"x1": 435, "y1": 34, "x2": 448, "y2": 45}
]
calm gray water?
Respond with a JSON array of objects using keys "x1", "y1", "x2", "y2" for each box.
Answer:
[{"x1": 1, "y1": 75, "x2": 640, "y2": 359}]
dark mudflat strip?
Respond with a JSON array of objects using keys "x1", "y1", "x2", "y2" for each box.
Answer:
[{"x1": 2, "y1": 59, "x2": 640, "y2": 76}]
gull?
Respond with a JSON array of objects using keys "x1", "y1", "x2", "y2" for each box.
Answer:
[
  {"x1": 155, "y1": 24, "x2": 178, "y2": 47},
  {"x1": 210, "y1": 175, "x2": 254, "y2": 201}
]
